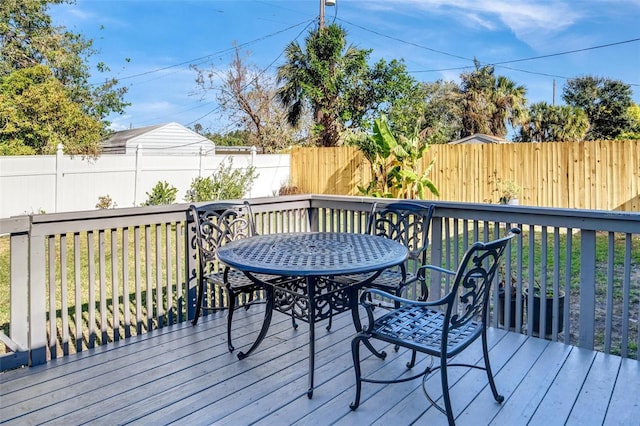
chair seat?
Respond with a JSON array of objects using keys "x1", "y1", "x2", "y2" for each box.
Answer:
[
  {"x1": 337, "y1": 269, "x2": 418, "y2": 290},
  {"x1": 371, "y1": 305, "x2": 482, "y2": 357},
  {"x1": 204, "y1": 269, "x2": 271, "y2": 291}
]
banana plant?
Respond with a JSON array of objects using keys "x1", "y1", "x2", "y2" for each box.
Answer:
[{"x1": 357, "y1": 115, "x2": 439, "y2": 199}]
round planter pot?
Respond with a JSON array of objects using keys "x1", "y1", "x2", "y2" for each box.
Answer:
[
  {"x1": 531, "y1": 293, "x2": 565, "y2": 336},
  {"x1": 498, "y1": 288, "x2": 525, "y2": 330}
]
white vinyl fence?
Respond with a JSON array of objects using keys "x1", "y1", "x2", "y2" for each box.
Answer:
[{"x1": 0, "y1": 145, "x2": 290, "y2": 218}]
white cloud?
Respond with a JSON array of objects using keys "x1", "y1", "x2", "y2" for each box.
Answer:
[{"x1": 357, "y1": 0, "x2": 584, "y2": 48}]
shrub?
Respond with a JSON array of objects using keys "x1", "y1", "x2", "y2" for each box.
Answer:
[
  {"x1": 184, "y1": 157, "x2": 258, "y2": 202},
  {"x1": 142, "y1": 181, "x2": 178, "y2": 206},
  {"x1": 96, "y1": 195, "x2": 117, "y2": 209},
  {"x1": 278, "y1": 177, "x2": 303, "y2": 195}
]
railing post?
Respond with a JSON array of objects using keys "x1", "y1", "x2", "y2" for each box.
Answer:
[
  {"x1": 307, "y1": 204, "x2": 320, "y2": 232},
  {"x1": 579, "y1": 229, "x2": 596, "y2": 349},
  {"x1": 185, "y1": 208, "x2": 198, "y2": 321},
  {"x1": 28, "y1": 226, "x2": 47, "y2": 365},
  {"x1": 0, "y1": 217, "x2": 30, "y2": 370},
  {"x1": 429, "y1": 216, "x2": 443, "y2": 300},
  {"x1": 10, "y1": 231, "x2": 29, "y2": 350}
]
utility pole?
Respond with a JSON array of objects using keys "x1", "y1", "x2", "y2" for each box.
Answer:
[{"x1": 319, "y1": 0, "x2": 335, "y2": 29}]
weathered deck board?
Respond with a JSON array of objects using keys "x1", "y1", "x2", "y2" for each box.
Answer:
[{"x1": 1, "y1": 306, "x2": 638, "y2": 425}]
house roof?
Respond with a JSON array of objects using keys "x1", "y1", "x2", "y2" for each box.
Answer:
[
  {"x1": 449, "y1": 133, "x2": 510, "y2": 144},
  {"x1": 100, "y1": 122, "x2": 211, "y2": 154},
  {"x1": 101, "y1": 124, "x2": 166, "y2": 150}
]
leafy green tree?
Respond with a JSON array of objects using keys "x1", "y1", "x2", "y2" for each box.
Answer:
[
  {"x1": 389, "y1": 80, "x2": 462, "y2": 144},
  {"x1": 459, "y1": 60, "x2": 527, "y2": 138},
  {"x1": 202, "y1": 129, "x2": 252, "y2": 147},
  {"x1": 353, "y1": 115, "x2": 439, "y2": 199},
  {"x1": 562, "y1": 76, "x2": 633, "y2": 140},
  {"x1": 0, "y1": 65, "x2": 102, "y2": 154},
  {"x1": 517, "y1": 102, "x2": 589, "y2": 142},
  {"x1": 277, "y1": 24, "x2": 416, "y2": 146},
  {"x1": 0, "y1": 0, "x2": 128, "y2": 154},
  {"x1": 617, "y1": 103, "x2": 640, "y2": 140}
]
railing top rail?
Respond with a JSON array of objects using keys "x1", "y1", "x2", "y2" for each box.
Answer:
[
  {"x1": 0, "y1": 216, "x2": 30, "y2": 235},
  {"x1": 4, "y1": 195, "x2": 639, "y2": 236},
  {"x1": 306, "y1": 195, "x2": 640, "y2": 233}
]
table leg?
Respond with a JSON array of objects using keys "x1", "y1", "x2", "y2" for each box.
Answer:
[
  {"x1": 237, "y1": 286, "x2": 274, "y2": 360},
  {"x1": 349, "y1": 286, "x2": 363, "y2": 332},
  {"x1": 306, "y1": 276, "x2": 316, "y2": 399}
]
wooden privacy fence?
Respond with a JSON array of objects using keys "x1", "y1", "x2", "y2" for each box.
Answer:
[{"x1": 290, "y1": 140, "x2": 640, "y2": 211}]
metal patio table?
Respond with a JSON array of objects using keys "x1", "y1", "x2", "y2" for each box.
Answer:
[{"x1": 217, "y1": 232, "x2": 408, "y2": 398}]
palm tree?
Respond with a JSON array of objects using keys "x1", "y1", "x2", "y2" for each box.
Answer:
[
  {"x1": 517, "y1": 102, "x2": 589, "y2": 142},
  {"x1": 490, "y1": 76, "x2": 528, "y2": 137},
  {"x1": 277, "y1": 24, "x2": 415, "y2": 147},
  {"x1": 460, "y1": 60, "x2": 527, "y2": 138},
  {"x1": 277, "y1": 24, "x2": 358, "y2": 147},
  {"x1": 554, "y1": 106, "x2": 589, "y2": 141}
]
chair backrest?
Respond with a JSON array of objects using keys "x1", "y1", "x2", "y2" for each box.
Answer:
[
  {"x1": 189, "y1": 201, "x2": 255, "y2": 268},
  {"x1": 366, "y1": 202, "x2": 435, "y2": 268},
  {"x1": 443, "y1": 228, "x2": 519, "y2": 332}
]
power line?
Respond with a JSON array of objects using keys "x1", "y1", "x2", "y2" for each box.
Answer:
[
  {"x1": 337, "y1": 17, "x2": 639, "y2": 85},
  {"x1": 185, "y1": 18, "x2": 317, "y2": 127},
  {"x1": 101, "y1": 19, "x2": 313, "y2": 85},
  {"x1": 337, "y1": 18, "x2": 473, "y2": 62}
]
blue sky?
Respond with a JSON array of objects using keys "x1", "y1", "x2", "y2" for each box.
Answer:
[{"x1": 51, "y1": 0, "x2": 640, "y2": 134}]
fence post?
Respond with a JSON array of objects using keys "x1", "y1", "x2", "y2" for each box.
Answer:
[
  {"x1": 55, "y1": 144, "x2": 63, "y2": 213},
  {"x1": 134, "y1": 144, "x2": 142, "y2": 207},
  {"x1": 199, "y1": 145, "x2": 205, "y2": 177},
  {"x1": 249, "y1": 146, "x2": 257, "y2": 198}
]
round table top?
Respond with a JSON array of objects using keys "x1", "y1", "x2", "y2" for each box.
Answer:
[{"x1": 217, "y1": 232, "x2": 408, "y2": 277}]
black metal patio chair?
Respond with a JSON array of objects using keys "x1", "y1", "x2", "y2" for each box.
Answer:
[
  {"x1": 190, "y1": 201, "x2": 267, "y2": 352},
  {"x1": 337, "y1": 202, "x2": 435, "y2": 305},
  {"x1": 349, "y1": 228, "x2": 520, "y2": 425}
]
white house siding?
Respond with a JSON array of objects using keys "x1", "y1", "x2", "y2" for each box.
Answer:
[{"x1": 122, "y1": 122, "x2": 212, "y2": 155}]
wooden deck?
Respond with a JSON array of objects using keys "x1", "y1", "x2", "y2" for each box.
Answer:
[{"x1": 1, "y1": 306, "x2": 639, "y2": 426}]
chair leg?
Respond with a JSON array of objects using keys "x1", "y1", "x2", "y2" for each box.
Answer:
[
  {"x1": 482, "y1": 330, "x2": 504, "y2": 403},
  {"x1": 440, "y1": 355, "x2": 455, "y2": 426},
  {"x1": 227, "y1": 292, "x2": 237, "y2": 353},
  {"x1": 361, "y1": 338, "x2": 387, "y2": 360},
  {"x1": 406, "y1": 349, "x2": 417, "y2": 369},
  {"x1": 192, "y1": 278, "x2": 205, "y2": 326},
  {"x1": 349, "y1": 335, "x2": 364, "y2": 410}
]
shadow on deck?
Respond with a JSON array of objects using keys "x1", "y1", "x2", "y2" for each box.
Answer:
[{"x1": 1, "y1": 305, "x2": 639, "y2": 425}]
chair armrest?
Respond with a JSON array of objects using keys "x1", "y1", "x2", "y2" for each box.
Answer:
[
  {"x1": 360, "y1": 288, "x2": 450, "y2": 308},
  {"x1": 419, "y1": 264, "x2": 456, "y2": 276}
]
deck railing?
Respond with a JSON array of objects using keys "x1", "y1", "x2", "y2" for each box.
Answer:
[{"x1": 1, "y1": 194, "x2": 638, "y2": 370}]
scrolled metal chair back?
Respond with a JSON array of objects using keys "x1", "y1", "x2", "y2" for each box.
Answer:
[
  {"x1": 444, "y1": 229, "x2": 519, "y2": 332},
  {"x1": 190, "y1": 202, "x2": 255, "y2": 266},
  {"x1": 367, "y1": 202, "x2": 435, "y2": 264}
]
